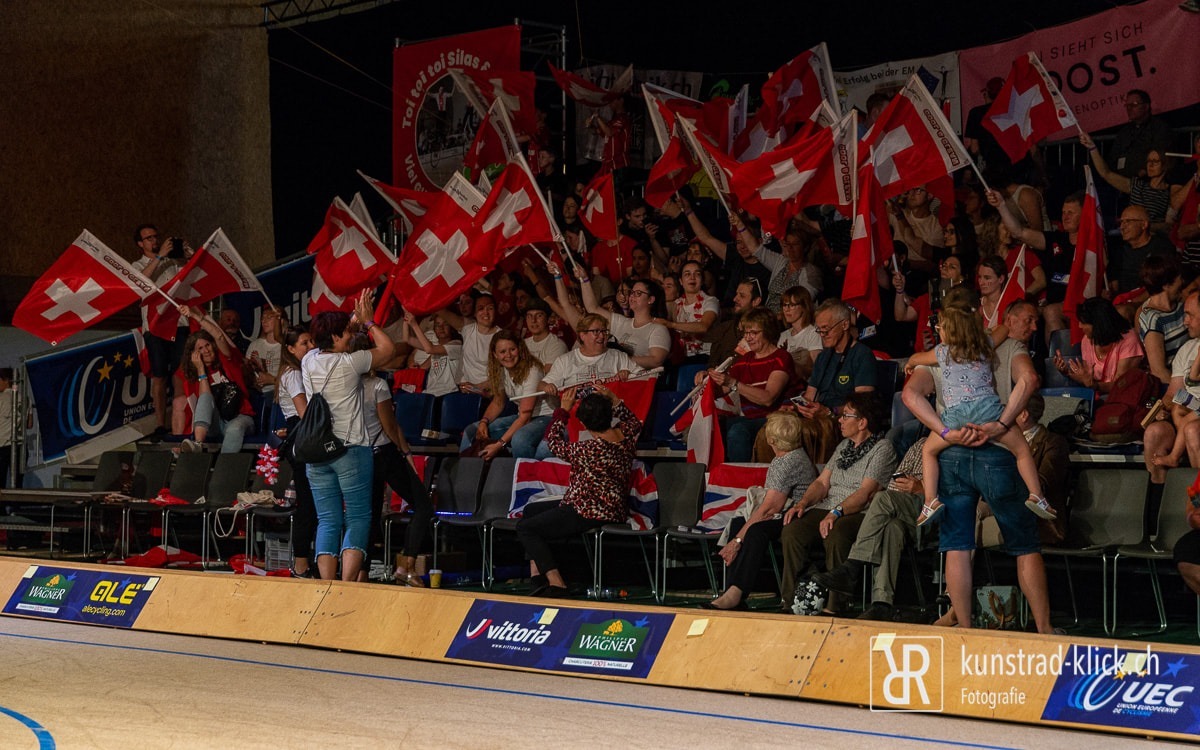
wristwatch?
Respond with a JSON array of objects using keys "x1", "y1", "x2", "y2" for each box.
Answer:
[
  {"x1": 831, "y1": 505, "x2": 844, "y2": 519},
  {"x1": 728, "y1": 379, "x2": 739, "y2": 394}
]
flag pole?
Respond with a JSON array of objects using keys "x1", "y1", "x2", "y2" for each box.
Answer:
[{"x1": 525, "y1": 243, "x2": 552, "y2": 265}]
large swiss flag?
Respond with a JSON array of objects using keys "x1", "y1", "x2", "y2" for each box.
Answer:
[
  {"x1": 306, "y1": 197, "x2": 394, "y2": 296},
  {"x1": 983, "y1": 52, "x2": 1079, "y2": 163},
  {"x1": 15, "y1": 231, "x2": 156, "y2": 345},
  {"x1": 145, "y1": 229, "x2": 262, "y2": 339}
]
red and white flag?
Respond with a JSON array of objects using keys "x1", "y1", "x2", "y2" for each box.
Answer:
[
  {"x1": 306, "y1": 197, "x2": 394, "y2": 296},
  {"x1": 579, "y1": 170, "x2": 619, "y2": 242},
  {"x1": 861, "y1": 75, "x2": 971, "y2": 199},
  {"x1": 15, "y1": 231, "x2": 157, "y2": 345},
  {"x1": 731, "y1": 106, "x2": 784, "y2": 162},
  {"x1": 449, "y1": 67, "x2": 538, "y2": 135},
  {"x1": 671, "y1": 378, "x2": 738, "y2": 467},
  {"x1": 990, "y1": 245, "x2": 1028, "y2": 331},
  {"x1": 730, "y1": 110, "x2": 857, "y2": 237},
  {"x1": 983, "y1": 52, "x2": 1079, "y2": 163},
  {"x1": 1064, "y1": 166, "x2": 1106, "y2": 345},
  {"x1": 841, "y1": 165, "x2": 894, "y2": 323},
  {"x1": 379, "y1": 173, "x2": 491, "y2": 316},
  {"x1": 462, "y1": 94, "x2": 529, "y2": 180},
  {"x1": 678, "y1": 117, "x2": 739, "y2": 210},
  {"x1": 145, "y1": 229, "x2": 263, "y2": 339},
  {"x1": 308, "y1": 262, "x2": 355, "y2": 317},
  {"x1": 760, "y1": 42, "x2": 839, "y2": 135},
  {"x1": 472, "y1": 160, "x2": 557, "y2": 261},
  {"x1": 358, "y1": 170, "x2": 438, "y2": 234},
  {"x1": 645, "y1": 124, "x2": 700, "y2": 209},
  {"x1": 548, "y1": 63, "x2": 633, "y2": 108}
]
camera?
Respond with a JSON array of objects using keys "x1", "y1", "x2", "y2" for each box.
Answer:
[{"x1": 167, "y1": 237, "x2": 186, "y2": 260}]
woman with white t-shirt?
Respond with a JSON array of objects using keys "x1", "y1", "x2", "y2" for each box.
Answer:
[
  {"x1": 301, "y1": 292, "x2": 395, "y2": 582},
  {"x1": 402, "y1": 311, "x2": 463, "y2": 397},
  {"x1": 275, "y1": 327, "x2": 318, "y2": 577},
  {"x1": 578, "y1": 268, "x2": 670, "y2": 369},
  {"x1": 460, "y1": 331, "x2": 556, "y2": 459},
  {"x1": 778, "y1": 286, "x2": 821, "y2": 383},
  {"x1": 656, "y1": 259, "x2": 719, "y2": 361}
]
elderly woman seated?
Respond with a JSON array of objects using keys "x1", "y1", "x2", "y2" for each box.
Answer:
[{"x1": 702, "y1": 411, "x2": 816, "y2": 611}]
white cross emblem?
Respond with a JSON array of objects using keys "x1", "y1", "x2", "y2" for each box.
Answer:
[
  {"x1": 988, "y1": 84, "x2": 1044, "y2": 139},
  {"x1": 871, "y1": 126, "x2": 914, "y2": 186},
  {"x1": 758, "y1": 158, "x2": 817, "y2": 202},
  {"x1": 412, "y1": 229, "x2": 470, "y2": 286},
  {"x1": 44, "y1": 278, "x2": 105, "y2": 322},
  {"x1": 157, "y1": 267, "x2": 208, "y2": 315},
  {"x1": 482, "y1": 188, "x2": 531, "y2": 239},
  {"x1": 489, "y1": 79, "x2": 520, "y2": 113},
  {"x1": 583, "y1": 189, "x2": 605, "y2": 224},
  {"x1": 779, "y1": 78, "x2": 805, "y2": 107},
  {"x1": 311, "y1": 271, "x2": 346, "y2": 308},
  {"x1": 331, "y1": 223, "x2": 377, "y2": 269}
]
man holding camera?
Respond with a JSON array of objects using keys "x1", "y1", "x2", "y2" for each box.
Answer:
[{"x1": 132, "y1": 224, "x2": 190, "y2": 436}]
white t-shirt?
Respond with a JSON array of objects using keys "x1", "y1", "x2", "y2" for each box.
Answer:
[
  {"x1": 459, "y1": 323, "x2": 496, "y2": 385},
  {"x1": 413, "y1": 332, "x2": 463, "y2": 397},
  {"x1": 362, "y1": 376, "x2": 393, "y2": 448},
  {"x1": 543, "y1": 348, "x2": 642, "y2": 389},
  {"x1": 608, "y1": 314, "x2": 670, "y2": 357},
  {"x1": 277, "y1": 369, "x2": 303, "y2": 420},
  {"x1": 505, "y1": 365, "x2": 555, "y2": 418},
  {"x1": 1173, "y1": 338, "x2": 1200, "y2": 400},
  {"x1": 301, "y1": 349, "x2": 374, "y2": 447},
  {"x1": 525, "y1": 333, "x2": 568, "y2": 370},
  {"x1": 132, "y1": 254, "x2": 183, "y2": 330},
  {"x1": 246, "y1": 338, "x2": 282, "y2": 393},
  {"x1": 779, "y1": 325, "x2": 821, "y2": 355},
  {"x1": 673, "y1": 293, "x2": 720, "y2": 357}
]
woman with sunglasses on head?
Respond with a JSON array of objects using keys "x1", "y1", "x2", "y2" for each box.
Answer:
[{"x1": 707, "y1": 307, "x2": 795, "y2": 463}]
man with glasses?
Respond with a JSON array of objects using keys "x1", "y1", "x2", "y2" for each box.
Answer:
[
  {"x1": 1108, "y1": 205, "x2": 1175, "y2": 298},
  {"x1": 131, "y1": 223, "x2": 191, "y2": 436},
  {"x1": 704, "y1": 277, "x2": 763, "y2": 367},
  {"x1": 679, "y1": 198, "x2": 772, "y2": 309},
  {"x1": 785, "y1": 299, "x2": 877, "y2": 464},
  {"x1": 1109, "y1": 89, "x2": 1172, "y2": 179}
]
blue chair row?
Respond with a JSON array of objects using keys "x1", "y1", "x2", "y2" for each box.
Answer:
[{"x1": 393, "y1": 391, "x2": 484, "y2": 447}]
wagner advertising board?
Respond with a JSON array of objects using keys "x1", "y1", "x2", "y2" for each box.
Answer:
[
  {"x1": 4, "y1": 565, "x2": 159, "y2": 629},
  {"x1": 445, "y1": 600, "x2": 673, "y2": 679}
]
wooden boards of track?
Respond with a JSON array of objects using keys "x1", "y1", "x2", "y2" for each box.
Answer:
[{"x1": 1, "y1": 556, "x2": 1197, "y2": 742}]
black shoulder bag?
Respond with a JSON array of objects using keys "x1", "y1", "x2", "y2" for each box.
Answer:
[{"x1": 289, "y1": 358, "x2": 348, "y2": 464}]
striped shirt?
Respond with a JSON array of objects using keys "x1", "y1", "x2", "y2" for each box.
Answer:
[
  {"x1": 1130, "y1": 177, "x2": 1171, "y2": 223},
  {"x1": 1139, "y1": 301, "x2": 1189, "y2": 370}
]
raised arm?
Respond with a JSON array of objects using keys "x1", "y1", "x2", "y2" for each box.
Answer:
[
  {"x1": 679, "y1": 195, "x2": 728, "y2": 259},
  {"x1": 576, "y1": 263, "x2": 612, "y2": 321},
  {"x1": 987, "y1": 189, "x2": 1046, "y2": 251},
  {"x1": 1080, "y1": 132, "x2": 1131, "y2": 195}
]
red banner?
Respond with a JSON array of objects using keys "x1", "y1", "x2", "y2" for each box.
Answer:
[
  {"x1": 392, "y1": 26, "x2": 520, "y2": 192},
  {"x1": 959, "y1": 0, "x2": 1200, "y2": 135}
]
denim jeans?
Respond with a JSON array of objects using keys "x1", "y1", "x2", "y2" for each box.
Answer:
[
  {"x1": 938, "y1": 444, "x2": 1038, "y2": 555},
  {"x1": 193, "y1": 391, "x2": 255, "y2": 453},
  {"x1": 306, "y1": 445, "x2": 374, "y2": 559},
  {"x1": 460, "y1": 415, "x2": 553, "y2": 459},
  {"x1": 722, "y1": 416, "x2": 767, "y2": 463}
]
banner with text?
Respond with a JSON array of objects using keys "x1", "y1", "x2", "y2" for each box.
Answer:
[
  {"x1": 392, "y1": 26, "x2": 521, "y2": 192},
  {"x1": 4, "y1": 565, "x2": 159, "y2": 629},
  {"x1": 835, "y1": 52, "x2": 962, "y2": 134},
  {"x1": 959, "y1": 0, "x2": 1200, "y2": 136}
]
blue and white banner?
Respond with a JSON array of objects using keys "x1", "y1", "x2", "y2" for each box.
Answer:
[
  {"x1": 4, "y1": 565, "x2": 159, "y2": 629},
  {"x1": 221, "y1": 253, "x2": 316, "y2": 340}
]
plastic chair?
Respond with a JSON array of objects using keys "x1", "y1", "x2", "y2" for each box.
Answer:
[
  {"x1": 435, "y1": 457, "x2": 514, "y2": 587},
  {"x1": 165, "y1": 452, "x2": 252, "y2": 567},
  {"x1": 244, "y1": 459, "x2": 296, "y2": 565},
  {"x1": 674, "y1": 364, "x2": 707, "y2": 393},
  {"x1": 1039, "y1": 387, "x2": 1096, "y2": 421},
  {"x1": 430, "y1": 457, "x2": 486, "y2": 571},
  {"x1": 438, "y1": 392, "x2": 484, "y2": 445},
  {"x1": 1112, "y1": 468, "x2": 1198, "y2": 635},
  {"x1": 393, "y1": 391, "x2": 436, "y2": 445},
  {"x1": 1043, "y1": 469, "x2": 1149, "y2": 633},
  {"x1": 657, "y1": 462, "x2": 718, "y2": 603}
]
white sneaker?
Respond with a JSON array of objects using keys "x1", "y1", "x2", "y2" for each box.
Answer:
[{"x1": 180, "y1": 439, "x2": 201, "y2": 453}]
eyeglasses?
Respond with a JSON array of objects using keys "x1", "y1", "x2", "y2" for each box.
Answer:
[
  {"x1": 139, "y1": 234, "x2": 158, "y2": 242},
  {"x1": 815, "y1": 321, "x2": 846, "y2": 335},
  {"x1": 581, "y1": 328, "x2": 609, "y2": 335},
  {"x1": 839, "y1": 412, "x2": 863, "y2": 420},
  {"x1": 628, "y1": 289, "x2": 649, "y2": 298},
  {"x1": 781, "y1": 302, "x2": 800, "y2": 309},
  {"x1": 737, "y1": 328, "x2": 763, "y2": 336}
]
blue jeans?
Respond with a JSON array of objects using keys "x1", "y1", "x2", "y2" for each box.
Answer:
[
  {"x1": 722, "y1": 417, "x2": 767, "y2": 463},
  {"x1": 460, "y1": 415, "x2": 553, "y2": 459},
  {"x1": 938, "y1": 444, "x2": 1039, "y2": 555},
  {"x1": 193, "y1": 392, "x2": 255, "y2": 453},
  {"x1": 306, "y1": 445, "x2": 374, "y2": 559}
]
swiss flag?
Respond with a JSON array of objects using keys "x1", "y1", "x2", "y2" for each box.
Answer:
[
  {"x1": 358, "y1": 170, "x2": 439, "y2": 234},
  {"x1": 731, "y1": 107, "x2": 784, "y2": 163},
  {"x1": 449, "y1": 67, "x2": 538, "y2": 136},
  {"x1": 462, "y1": 96, "x2": 527, "y2": 180},
  {"x1": 645, "y1": 125, "x2": 699, "y2": 209},
  {"x1": 678, "y1": 117, "x2": 739, "y2": 209},
  {"x1": 990, "y1": 245, "x2": 1028, "y2": 331},
  {"x1": 472, "y1": 161, "x2": 557, "y2": 260},
  {"x1": 579, "y1": 170, "x2": 619, "y2": 242},
  {"x1": 1064, "y1": 166, "x2": 1106, "y2": 345},
  {"x1": 842, "y1": 165, "x2": 894, "y2": 323},
  {"x1": 309, "y1": 264, "x2": 355, "y2": 317},
  {"x1": 760, "y1": 42, "x2": 838, "y2": 135},
  {"x1": 671, "y1": 378, "x2": 737, "y2": 467},
  {"x1": 983, "y1": 53, "x2": 1079, "y2": 164},
  {"x1": 306, "y1": 197, "x2": 394, "y2": 296},
  {"x1": 381, "y1": 173, "x2": 488, "y2": 316},
  {"x1": 642, "y1": 83, "x2": 736, "y2": 153},
  {"x1": 730, "y1": 110, "x2": 857, "y2": 237},
  {"x1": 14, "y1": 231, "x2": 156, "y2": 345},
  {"x1": 861, "y1": 75, "x2": 971, "y2": 200},
  {"x1": 548, "y1": 63, "x2": 633, "y2": 108},
  {"x1": 145, "y1": 229, "x2": 263, "y2": 339}
]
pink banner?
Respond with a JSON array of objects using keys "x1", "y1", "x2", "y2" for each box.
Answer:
[{"x1": 959, "y1": 0, "x2": 1200, "y2": 136}]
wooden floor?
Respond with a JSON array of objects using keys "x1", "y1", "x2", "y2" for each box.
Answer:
[{"x1": 0, "y1": 616, "x2": 1175, "y2": 750}]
